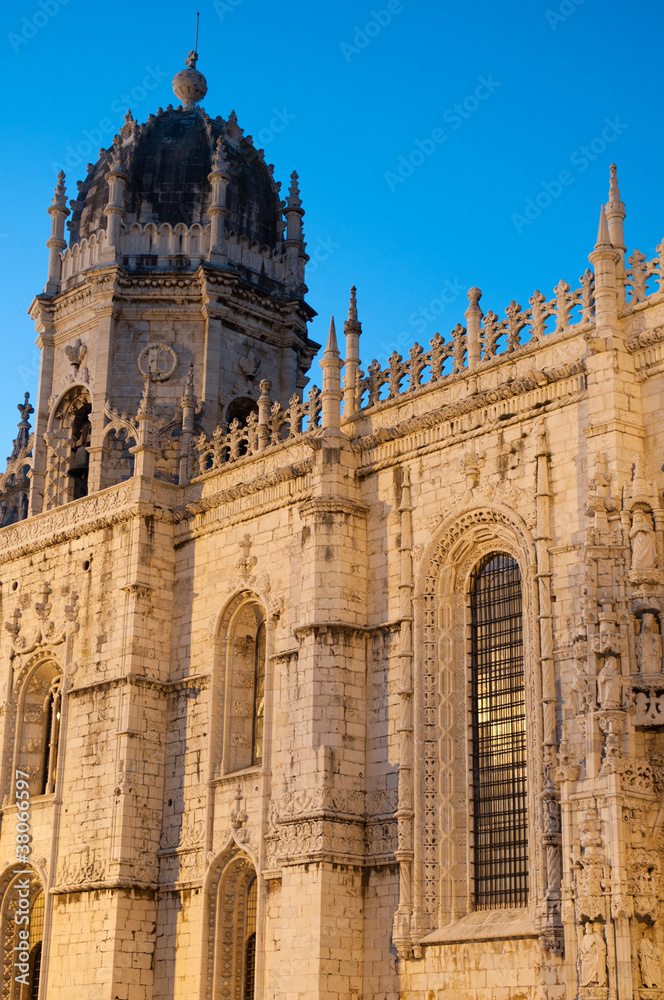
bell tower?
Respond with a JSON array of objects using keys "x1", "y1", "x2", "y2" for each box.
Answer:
[{"x1": 26, "y1": 50, "x2": 319, "y2": 514}]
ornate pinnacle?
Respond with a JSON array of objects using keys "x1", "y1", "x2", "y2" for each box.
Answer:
[
  {"x1": 137, "y1": 377, "x2": 154, "y2": 419},
  {"x1": 51, "y1": 171, "x2": 67, "y2": 208},
  {"x1": 287, "y1": 171, "x2": 302, "y2": 209},
  {"x1": 607, "y1": 163, "x2": 624, "y2": 210},
  {"x1": 9, "y1": 393, "x2": 34, "y2": 461},
  {"x1": 180, "y1": 363, "x2": 196, "y2": 410},
  {"x1": 211, "y1": 136, "x2": 230, "y2": 174},
  {"x1": 325, "y1": 316, "x2": 339, "y2": 356},
  {"x1": 185, "y1": 49, "x2": 198, "y2": 70},
  {"x1": 348, "y1": 286, "x2": 358, "y2": 322},
  {"x1": 594, "y1": 204, "x2": 612, "y2": 250}
]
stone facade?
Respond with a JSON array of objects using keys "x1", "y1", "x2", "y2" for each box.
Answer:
[{"x1": 0, "y1": 50, "x2": 663, "y2": 1000}]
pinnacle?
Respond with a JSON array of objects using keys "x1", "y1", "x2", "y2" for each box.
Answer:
[
  {"x1": 595, "y1": 204, "x2": 612, "y2": 250},
  {"x1": 325, "y1": 316, "x2": 339, "y2": 355},
  {"x1": 348, "y1": 286, "x2": 358, "y2": 321}
]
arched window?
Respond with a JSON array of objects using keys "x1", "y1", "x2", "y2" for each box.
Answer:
[
  {"x1": 45, "y1": 386, "x2": 92, "y2": 509},
  {"x1": 210, "y1": 854, "x2": 259, "y2": 1000},
  {"x1": 15, "y1": 662, "x2": 62, "y2": 797},
  {"x1": 0, "y1": 870, "x2": 45, "y2": 999},
  {"x1": 469, "y1": 552, "x2": 527, "y2": 909},
  {"x1": 223, "y1": 602, "x2": 266, "y2": 773}
]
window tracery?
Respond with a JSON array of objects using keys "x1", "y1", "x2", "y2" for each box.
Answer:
[
  {"x1": 419, "y1": 509, "x2": 537, "y2": 932},
  {"x1": 13, "y1": 661, "x2": 62, "y2": 797},
  {"x1": 220, "y1": 599, "x2": 267, "y2": 774}
]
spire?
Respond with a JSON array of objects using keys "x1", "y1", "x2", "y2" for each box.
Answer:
[
  {"x1": 325, "y1": 316, "x2": 339, "y2": 355},
  {"x1": 595, "y1": 205, "x2": 612, "y2": 250},
  {"x1": 320, "y1": 316, "x2": 343, "y2": 430},
  {"x1": 605, "y1": 162, "x2": 626, "y2": 284}
]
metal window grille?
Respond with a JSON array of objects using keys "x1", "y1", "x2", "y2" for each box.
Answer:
[
  {"x1": 29, "y1": 889, "x2": 44, "y2": 1000},
  {"x1": 243, "y1": 878, "x2": 258, "y2": 1000},
  {"x1": 469, "y1": 553, "x2": 528, "y2": 909}
]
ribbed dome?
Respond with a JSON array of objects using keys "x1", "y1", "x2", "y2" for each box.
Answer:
[{"x1": 68, "y1": 106, "x2": 282, "y2": 250}]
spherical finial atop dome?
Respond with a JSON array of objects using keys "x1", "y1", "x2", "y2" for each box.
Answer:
[{"x1": 172, "y1": 50, "x2": 207, "y2": 110}]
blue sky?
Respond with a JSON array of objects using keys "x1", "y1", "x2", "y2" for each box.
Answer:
[{"x1": 0, "y1": 0, "x2": 661, "y2": 448}]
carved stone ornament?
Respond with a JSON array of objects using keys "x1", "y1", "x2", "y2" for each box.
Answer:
[
  {"x1": 137, "y1": 343, "x2": 178, "y2": 382},
  {"x1": 4, "y1": 582, "x2": 79, "y2": 659}
]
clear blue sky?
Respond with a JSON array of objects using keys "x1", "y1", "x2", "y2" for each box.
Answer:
[{"x1": 0, "y1": 0, "x2": 661, "y2": 449}]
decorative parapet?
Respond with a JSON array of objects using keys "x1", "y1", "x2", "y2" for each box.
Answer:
[
  {"x1": 61, "y1": 221, "x2": 289, "y2": 286},
  {"x1": 193, "y1": 383, "x2": 321, "y2": 475},
  {"x1": 352, "y1": 272, "x2": 594, "y2": 413},
  {"x1": 624, "y1": 242, "x2": 664, "y2": 306}
]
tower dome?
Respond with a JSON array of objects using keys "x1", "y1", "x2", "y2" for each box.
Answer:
[{"x1": 68, "y1": 105, "x2": 282, "y2": 253}]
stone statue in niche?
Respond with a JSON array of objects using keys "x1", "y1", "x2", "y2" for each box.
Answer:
[
  {"x1": 637, "y1": 614, "x2": 663, "y2": 676},
  {"x1": 579, "y1": 922, "x2": 608, "y2": 986},
  {"x1": 639, "y1": 927, "x2": 663, "y2": 989},
  {"x1": 570, "y1": 660, "x2": 590, "y2": 713},
  {"x1": 630, "y1": 509, "x2": 658, "y2": 573},
  {"x1": 597, "y1": 656, "x2": 622, "y2": 710}
]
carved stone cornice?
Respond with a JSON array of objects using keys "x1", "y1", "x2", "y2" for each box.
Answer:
[
  {"x1": 299, "y1": 496, "x2": 369, "y2": 518},
  {"x1": 0, "y1": 483, "x2": 135, "y2": 560},
  {"x1": 174, "y1": 457, "x2": 314, "y2": 524},
  {"x1": 625, "y1": 326, "x2": 664, "y2": 353}
]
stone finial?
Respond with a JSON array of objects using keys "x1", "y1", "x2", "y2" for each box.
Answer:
[
  {"x1": 465, "y1": 287, "x2": 483, "y2": 369},
  {"x1": 52, "y1": 171, "x2": 67, "y2": 208},
  {"x1": 211, "y1": 136, "x2": 230, "y2": 175},
  {"x1": 180, "y1": 363, "x2": 196, "y2": 409},
  {"x1": 137, "y1": 377, "x2": 155, "y2": 419},
  {"x1": 608, "y1": 163, "x2": 624, "y2": 210},
  {"x1": 343, "y1": 288, "x2": 362, "y2": 417},
  {"x1": 348, "y1": 286, "x2": 358, "y2": 322},
  {"x1": 287, "y1": 171, "x2": 302, "y2": 210},
  {"x1": 8, "y1": 393, "x2": 34, "y2": 462},
  {"x1": 172, "y1": 50, "x2": 208, "y2": 109},
  {"x1": 594, "y1": 205, "x2": 612, "y2": 250}
]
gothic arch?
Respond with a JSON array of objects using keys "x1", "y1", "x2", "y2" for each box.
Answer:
[
  {"x1": 414, "y1": 504, "x2": 542, "y2": 931},
  {"x1": 44, "y1": 384, "x2": 92, "y2": 507},
  {"x1": 10, "y1": 655, "x2": 63, "y2": 801},
  {"x1": 0, "y1": 865, "x2": 46, "y2": 1000},
  {"x1": 202, "y1": 846, "x2": 259, "y2": 1000},
  {"x1": 214, "y1": 592, "x2": 267, "y2": 775}
]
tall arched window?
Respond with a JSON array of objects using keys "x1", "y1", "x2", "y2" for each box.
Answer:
[
  {"x1": 469, "y1": 552, "x2": 527, "y2": 909},
  {"x1": 210, "y1": 853, "x2": 258, "y2": 1000},
  {"x1": 224, "y1": 602, "x2": 266, "y2": 773},
  {"x1": 14, "y1": 662, "x2": 62, "y2": 798},
  {"x1": 0, "y1": 870, "x2": 45, "y2": 999}
]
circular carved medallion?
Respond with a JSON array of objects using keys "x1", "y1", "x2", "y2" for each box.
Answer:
[{"x1": 137, "y1": 343, "x2": 178, "y2": 382}]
